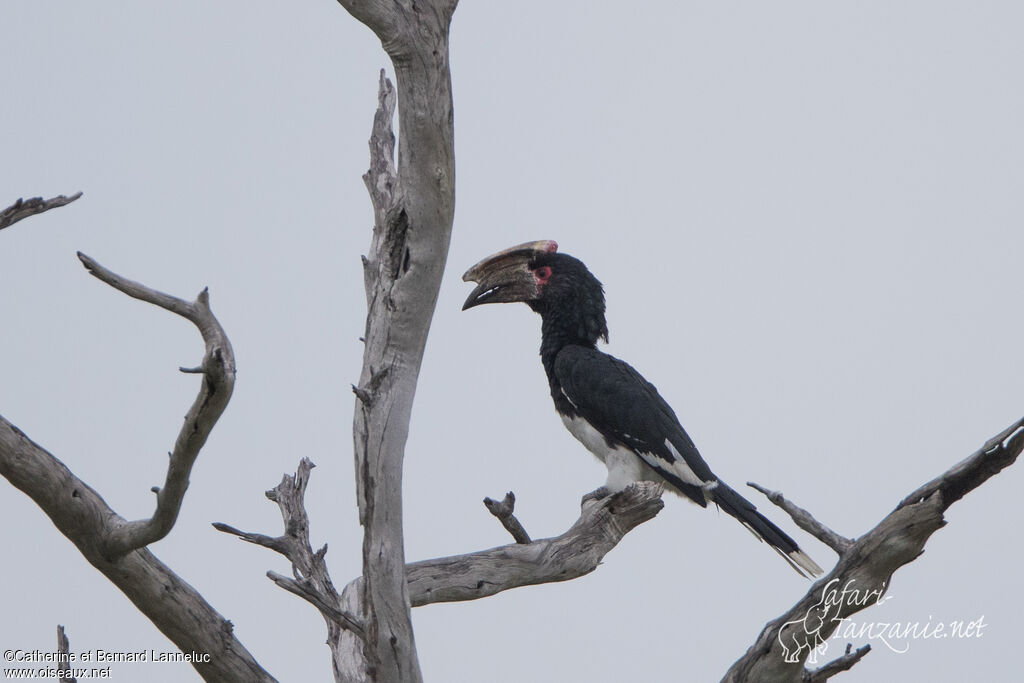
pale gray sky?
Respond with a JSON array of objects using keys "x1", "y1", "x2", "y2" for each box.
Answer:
[{"x1": 3, "y1": 2, "x2": 1023, "y2": 681}]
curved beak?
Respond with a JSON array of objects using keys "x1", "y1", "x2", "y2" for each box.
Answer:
[{"x1": 461, "y1": 240, "x2": 558, "y2": 310}]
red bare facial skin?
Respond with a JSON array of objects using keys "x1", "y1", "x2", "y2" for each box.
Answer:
[{"x1": 534, "y1": 265, "x2": 552, "y2": 288}]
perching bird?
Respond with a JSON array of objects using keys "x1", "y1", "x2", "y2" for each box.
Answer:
[{"x1": 462, "y1": 240, "x2": 822, "y2": 577}]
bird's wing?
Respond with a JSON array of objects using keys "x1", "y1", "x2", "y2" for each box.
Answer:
[{"x1": 553, "y1": 345, "x2": 718, "y2": 502}]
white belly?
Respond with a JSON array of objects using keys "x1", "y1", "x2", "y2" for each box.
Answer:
[
  {"x1": 560, "y1": 414, "x2": 651, "y2": 492},
  {"x1": 559, "y1": 414, "x2": 713, "y2": 504}
]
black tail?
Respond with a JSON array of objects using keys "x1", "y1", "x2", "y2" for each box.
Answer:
[{"x1": 712, "y1": 482, "x2": 823, "y2": 577}]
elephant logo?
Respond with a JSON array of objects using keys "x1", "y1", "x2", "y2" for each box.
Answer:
[{"x1": 779, "y1": 578, "x2": 887, "y2": 664}]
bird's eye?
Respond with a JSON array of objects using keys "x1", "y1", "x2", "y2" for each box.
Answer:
[{"x1": 535, "y1": 266, "x2": 552, "y2": 282}]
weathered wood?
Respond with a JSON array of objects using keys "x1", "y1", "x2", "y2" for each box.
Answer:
[
  {"x1": 802, "y1": 643, "x2": 871, "y2": 682},
  {"x1": 0, "y1": 192, "x2": 82, "y2": 231},
  {"x1": 0, "y1": 413, "x2": 274, "y2": 682},
  {"x1": 57, "y1": 625, "x2": 76, "y2": 683},
  {"x1": 407, "y1": 483, "x2": 664, "y2": 606},
  {"x1": 0, "y1": 255, "x2": 270, "y2": 682},
  {"x1": 77, "y1": 253, "x2": 236, "y2": 559},
  {"x1": 214, "y1": 458, "x2": 364, "y2": 639},
  {"x1": 723, "y1": 416, "x2": 1024, "y2": 682},
  {"x1": 336, "y1": 1, "x2": 459, "y2": 680},
  {"x1": 483, "y1": 491, "x2": 532, "y2": 544}
]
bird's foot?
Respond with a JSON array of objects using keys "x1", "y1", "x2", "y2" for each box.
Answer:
[{"x1": 580, "y1": 486, "x2": 611, "y2": 508}]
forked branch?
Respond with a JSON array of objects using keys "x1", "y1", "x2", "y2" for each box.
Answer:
[
  {"x1": 725, "y1": 415, "x2": 1024, "y2": 682},
  {"x1": 0, "y1": 257, "x2": 271, "y2": 681},
  {"x1": 77, "y1": 253, "x2": 236, "y2": 559},
  {"x1": 213, "y1": 459, "x2": 364, "y2": 639},
  {"x1": 483, "y1": 491, "x2": 531, "y2": 544}
]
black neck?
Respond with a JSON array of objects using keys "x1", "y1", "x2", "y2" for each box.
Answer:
[{"x1": 531, "y1": 295, "x2": 607, "y2": 407}]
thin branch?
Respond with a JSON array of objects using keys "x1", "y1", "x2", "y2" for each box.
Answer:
[
  {"x1": 483, "y1": 491, "x2": 531, "y2": 544},
  {"x1": 57, "y1": 625, "x2": 77, "y2": 683},
  {"x1": 214, "y1": 459, "x2": 364, "y2": 640},
  {"x1": 211, "y1": 523, "x2": 289, "y2": 555},
  {"x1": 803, "y1": 643, "x2": 871, "y2": 682},
  {"x1": 747, "y1": 482, "x2": 852, "y2": 555},
  {"x1": 77, "y1": 253, "x2": 236, "y2": 559},
  {"x1": 723, "y1": 415, "x2": 1024, "y2": 682},
  {"x1": 266, "y1": 571, "x2": 364, "y2": 638},
  {"x1": 0, "y1": 192, "x2": 82, "y2": 231}
]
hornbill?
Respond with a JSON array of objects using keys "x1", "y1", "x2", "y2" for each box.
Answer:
[{"x1": 462, "y1": 240, "x2": 823, "y2": 578}]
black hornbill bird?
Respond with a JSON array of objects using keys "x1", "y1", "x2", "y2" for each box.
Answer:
[{"x1": 462, "y1": 240, "x2": 822, "y2": 578}]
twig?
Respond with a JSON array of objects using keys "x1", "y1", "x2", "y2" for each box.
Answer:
[
  {"x1": 57, "y1": 625, "x2": 77, "y2": 683},
  {"x1": 267, "y1": 572, "x2": 364, "y2": 638},
  {"x1": 77, "y1": 253, "x2": 236, "y2": 559},
  {"x1": 803, "y1": 643, "x2": 871, "y2": 682},
  {"x1": 214, "y1": 459, "x2": 364, "y2": 639},
  {"x1": 483, "y1": 491, "x2": 531, "y2": 544},
  {"x1": 747, "y1": 482, "x2": 852, "y2": 555},
  {"x1": 0, "y1": 192, "x2": 82, "y2": 231}
]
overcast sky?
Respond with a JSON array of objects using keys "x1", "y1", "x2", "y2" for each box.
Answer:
[{"x1": 4, "y1": 2, "x2": 1023, "y2": 681}]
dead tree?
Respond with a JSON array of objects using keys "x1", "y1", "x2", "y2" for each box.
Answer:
[{"x1": 1, "y1": 2, "x2": 1021, "y2": 682}]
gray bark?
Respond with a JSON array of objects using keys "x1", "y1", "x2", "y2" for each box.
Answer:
[
  {"x1": 405, "y1": 483, "x2": 664, "y2": 606},
  {"x1": 213, "y1": 457, "x2": 365, "y2": 682},
  {"x1": 0, "y1": 192, "x2": 82, "y2": 231},
  {"x1": 0, "y1": 253, "x2": 274, "y2": 682},
  {"x1": 723, "y1": 416, "x2": 1024, "y2": 682},
  {"x1": 77, "y1": 253, "x2": 237, "y2": 559},
  {"x1": 336, "y1": 1, "x2": 459, "y2": 680}
]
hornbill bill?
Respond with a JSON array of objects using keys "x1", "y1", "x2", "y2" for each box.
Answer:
[{"x1": 462, "y1": 240, "x2": 823, "y2": 578}]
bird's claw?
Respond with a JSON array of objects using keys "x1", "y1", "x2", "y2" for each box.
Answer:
[{"x1": 580, "y1": 486, "x2": 611, "y2": 507}]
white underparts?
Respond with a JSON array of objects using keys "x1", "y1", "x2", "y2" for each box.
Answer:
[
  {"x1": 560, "y1": 414, "x2": 644, "y2": 491},
  {"x1": 559, "y1": 414, "x2": 714, "y2": 497}
]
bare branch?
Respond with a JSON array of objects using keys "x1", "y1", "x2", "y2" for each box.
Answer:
[
  {"x1": 723, "y1": 416, "x2": 1024, "y2": 682},
  {"x1": 76, "y1": 253, "x2": 236, "y2": 559},
  {"x1": 747, "y1": 482, "x2": 852, "y2": 555},
  {"x1": 211, "y1": 523, "x2": 289, "y2": 555},
  {"x1": 214, "y1": 459, "x2": 364, "y2": 640},
  {"x1": 267, "y1": 572, "x2": 365, "y2": 639},
  {"x1": 332, "y1": 481, "x2": 661, "y2": 663},
  {"x1": 406, "y1": 483, "x2": 664, "y2": 606},
  {"x1": 0, "y1": 192, "x2": 82, "y2": 231},
  {"x1": 0, "y1": 418, "x2": 276, "y2": 682},
  {"x1": 803, "y1": 643, "x2": 871, "y2": 682},
  {"x1": 898, "y1": 415, "x2": 1024, "y2": 510},
  {"x1": 483, "y1": 491, "x2": 531, "y2": 544},
  {"x1": 362, "y1": 70, "x2": 398, "y2": 230},
  {"x1": 57, "y1": 625, "x2": 76, "y2": 683},
  {"x1": 224, "y1": 462, "x2": 662, "y2": 674}
]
